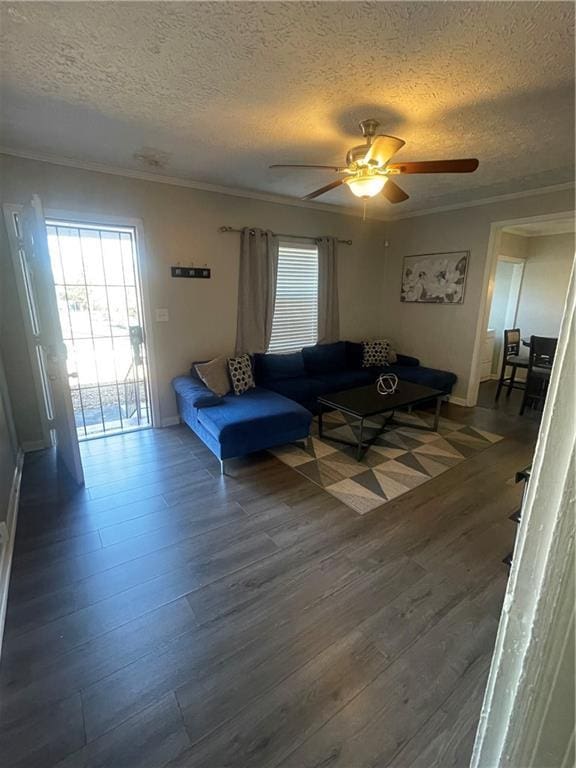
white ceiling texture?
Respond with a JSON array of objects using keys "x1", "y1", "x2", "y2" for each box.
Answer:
[{"x1": 1, "y1": 1, "x2": 574, "y2": 216}]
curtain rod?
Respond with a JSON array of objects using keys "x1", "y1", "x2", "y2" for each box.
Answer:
[{"x1": 218, "y1": 226, "x2": 352, "y2": 245}]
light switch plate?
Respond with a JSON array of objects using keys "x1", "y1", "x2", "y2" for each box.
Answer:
[{"x1": 155, "y1": 308, "x2": 169, "y2": 322}]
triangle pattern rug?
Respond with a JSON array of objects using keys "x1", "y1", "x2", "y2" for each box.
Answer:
[{"x1": 270, "y1": 410, "x2": 503, "y2": 515}]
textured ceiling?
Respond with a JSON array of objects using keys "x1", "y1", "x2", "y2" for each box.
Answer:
[{"x1": 1, "y1": 1, "x2": 574, "y2": 215}]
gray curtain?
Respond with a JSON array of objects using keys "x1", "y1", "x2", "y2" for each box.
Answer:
[
  {"x1": 235, "y1": 228, "x2": 279, "y2": 354},
  {"x1": 317, "y1": 236, "x2": 340, "y2": 344}
]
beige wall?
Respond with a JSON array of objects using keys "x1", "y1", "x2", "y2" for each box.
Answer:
[
  {"x1": 383, "y1": 190, "x2": 574, "y2": 402},
  {"x1": 516, "y1": 232, "x2": 575, "y2": 339},
  {"x1": 2, "y1": 151, "x2": 574, "y2": 432},
  {"x1": 0, "y1": 154, "x2": 388, "y2": 435},
  {"x1": 498, "y1": 231, "x2": 529, "y2": 261}
]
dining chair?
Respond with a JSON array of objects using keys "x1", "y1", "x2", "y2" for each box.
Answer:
[
  {"x1": 519, "y1": 336, "x2": 558, "y2": 415},
  {"x1": 495, "y1": 328, "x2": 529, "y2": 401}
]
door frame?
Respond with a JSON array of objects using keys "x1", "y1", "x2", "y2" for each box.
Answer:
[
  {"x1": 494, "y1": 255, "x2": 525, "y2": 330},
  {"x1": 468, "y1": 210, "x2": 574, "y2": 406},
  {"x1": 489, "y1": 255, "x2": 526, "y2": 379},
  {"x1": 471, "y1": 259, "x2": 575, "y2": 768},
  {"x1": 3, "y1": 203, "x2": 52, "y2": 449},
  {"x1": 3, "y1": 205, "x2": 161, "y2": 437}
]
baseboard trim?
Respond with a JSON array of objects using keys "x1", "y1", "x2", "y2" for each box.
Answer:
[
  {"x1": 0, "y1": 449, "x2": 24, "y2": 659},
  {"x1": 448, "y1": 395, "x2": 469, "y2": 407},
  {"x1": 161, "y1": 416, "x2": 181, "y2": 428}
]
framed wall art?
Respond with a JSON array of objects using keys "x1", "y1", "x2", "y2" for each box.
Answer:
[{"x1": 400, "y1": 250, "x2": 469, "y2": 304}]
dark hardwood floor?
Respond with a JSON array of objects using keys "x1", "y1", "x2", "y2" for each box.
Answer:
[{"x1": 0, "y1": 386, "x2": 540, "y2": 768}]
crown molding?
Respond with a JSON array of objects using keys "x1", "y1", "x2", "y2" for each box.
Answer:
[
  {"x1": 0, "y1": 146, "x2": 389, "y2": 222},
  {"x1": 3, "y1": 146, "x2": 572, "y2": 225},
  {"x1": 386, "y1": 181, "x2": 575, "y2": 221}
]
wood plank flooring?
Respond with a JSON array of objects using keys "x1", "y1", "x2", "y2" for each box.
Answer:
[{"x1": 0, "y1": 386, "x2": 539, "y2": 768}]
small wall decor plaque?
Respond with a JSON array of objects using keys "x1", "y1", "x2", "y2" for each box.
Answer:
[
  {"x1": 401, "y1": 251, "x2": 469, "y2": 304},
  {"x1": 171, "y1": 266, "x2": 211, "y2": 279}
]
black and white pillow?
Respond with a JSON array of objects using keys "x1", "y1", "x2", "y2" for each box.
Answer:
[
  {"x1": 227, "y1": 354, "x2": 255, "y2": 395},
  {"x1": 362, "y1": 339, "x2": 391, "y2": 368}
]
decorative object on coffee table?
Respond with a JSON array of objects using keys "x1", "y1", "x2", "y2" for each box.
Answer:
[
  {"x1": 377, "y1": 373, "x2": 398, "y2": 395},
  {"x1": 401, "y1": 251, "x2": 469, "y2": 304}
]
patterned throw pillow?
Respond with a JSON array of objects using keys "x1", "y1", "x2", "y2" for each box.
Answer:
[
  {"x1": 227, "y1": 354, "x2": 256, "y2": 395},
  {"x1": 362, "y1": 339, "x2": 391, "y2": 368}
]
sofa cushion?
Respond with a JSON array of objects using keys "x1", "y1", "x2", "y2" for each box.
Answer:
[
  {"x1": 315, "y1": 369, "x2": 374, "y2": 391},
  {"x1": 302, "y1": 342, "x2": 347, "y2": 375},
  {"x1": 386, "y1": 364, "x2": 457, "y2": 394},
  {"x1": 195, "y1": 394, "x2": 224, "y2": 408},
  {"x1": 261, "y1": 376, "x2": 327, "y2": 406},
  {"x1": 172, "y1": 376, "x2": 219, "y2": 407},
  {"x1": 345, "y1": 341, "x2": 364, "y2": 370},
  {"x1": 395, "y1": 353, "x2": 420, "y2": 367},
  {"x1": 253, "y1": 351, "x2": 306, "y2": 382}
]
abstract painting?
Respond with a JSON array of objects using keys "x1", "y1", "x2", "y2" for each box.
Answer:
[{"x1": 401, "y1": 251, "x2": 469, "y2": 304}]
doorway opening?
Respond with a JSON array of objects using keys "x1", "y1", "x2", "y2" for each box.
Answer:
[
  {"x1": 45, "y1": 220, "x2": 152, "y2": 440},
  {"x1": 471, "y1": 210, "x2": 574, "y2": 408},
  {"x1": 483, "y1": 256, "x2": 525, "y2": 382}
]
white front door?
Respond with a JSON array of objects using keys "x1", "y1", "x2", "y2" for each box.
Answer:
[{"x1": 17, "y1": 196, "x2": 84, "y2": 485}]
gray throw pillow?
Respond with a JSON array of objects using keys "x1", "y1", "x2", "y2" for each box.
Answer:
[
  {"x1": 195, "y1": 356, "x2": 231, "y2": 396},
  {"x1": 228, "y1": 354, "x2": 255, "y2": 395}
]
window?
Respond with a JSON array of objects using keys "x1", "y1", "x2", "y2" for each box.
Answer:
[{"x1": 268, "y1": 242, "x2": 319, "y2": 353}]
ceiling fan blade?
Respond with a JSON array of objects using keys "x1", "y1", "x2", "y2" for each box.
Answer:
[
  {"x1": 363, "y1": 135, "x2": 406, "y2": 166},
  {"x1": 270, "y1": 164, "x2": 345, "y2": 171},
  {"x1": 383, "y1": 179, "x2": 410, "y2": 204},
  {"x1": 388, "y1": 158, "x2": 479, "y2": 174},
  {"x1": 303, "y1": 179, "x2": 344, "y2": 200}
]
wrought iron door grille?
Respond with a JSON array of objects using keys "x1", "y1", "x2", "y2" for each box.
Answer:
[{"x1": 46, "y1": 221, "x2": 152, "y2": 440}]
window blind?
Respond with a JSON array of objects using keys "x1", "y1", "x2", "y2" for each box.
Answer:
[{"x1": 268, "y1": 242, "x2": 319, "y2": 354}]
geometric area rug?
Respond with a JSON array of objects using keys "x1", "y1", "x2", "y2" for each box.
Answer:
[{"x1": 270, "y1": 409, "x2": 503, "y2": 515}]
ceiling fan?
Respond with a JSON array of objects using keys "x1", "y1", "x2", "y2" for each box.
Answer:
[{"x1": 270, "y1": 118, "x2": 479, "y2": 203}]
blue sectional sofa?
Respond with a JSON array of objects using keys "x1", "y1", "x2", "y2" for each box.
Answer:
[
  {"x1": 173, "y1": 341, "x2": 456, "y2": 468},
  {"x1": 253, "y1": 341, "x2": 456, "y2": 413}
]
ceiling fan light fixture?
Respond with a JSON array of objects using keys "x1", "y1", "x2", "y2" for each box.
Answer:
[
  {"x1": 272, "y1": 119, "x2": 479, "y2": 204},
  {"x1": 345, "y1": 174, "x2": 388, "y2": 198}
]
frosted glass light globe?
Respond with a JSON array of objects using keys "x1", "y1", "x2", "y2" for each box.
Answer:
[{"x1": 346, "y1": 175, "x2": 387, "y2": 198}]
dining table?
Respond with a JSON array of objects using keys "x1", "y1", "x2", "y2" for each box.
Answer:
[{"x1": 521, "y1": 336, "x2": 558, "y2": 348}]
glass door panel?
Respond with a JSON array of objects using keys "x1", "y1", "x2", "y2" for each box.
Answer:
[{"x1": 46, "y1": 221, "x2": 152, "y2": 440}]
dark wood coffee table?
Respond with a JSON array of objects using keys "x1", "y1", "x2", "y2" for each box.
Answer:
[{"x1": 318, "y1": 380, "x2": 444, "y2": 460}]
